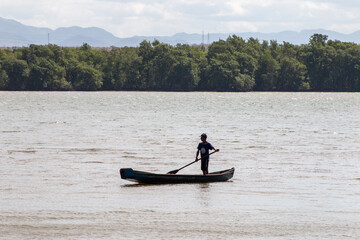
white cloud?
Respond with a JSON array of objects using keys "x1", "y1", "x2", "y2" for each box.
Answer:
[
  {"x1": 220, "y1": 21, "x2": 259, "y2": 32},
  {"x1": 300, "y1": 1, "x2": 333, "y2": 10},
  {"x1": 225, "y1": 1, "x2": 247, "y2": 15},
  {"x1": 0, "y1": 0, "x2": 360, "y2": 37}
]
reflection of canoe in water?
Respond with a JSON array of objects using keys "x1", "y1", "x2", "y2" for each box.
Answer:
[{"x1": 120, "y1": 168, "x2": 235, "y2": 184}]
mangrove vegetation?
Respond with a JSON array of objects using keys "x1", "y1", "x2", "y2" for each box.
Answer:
[{"x1": 0, "y1": 34, "x2": 359, "y2": 91}]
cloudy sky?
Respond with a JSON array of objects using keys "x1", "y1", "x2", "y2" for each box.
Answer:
[{"x1": 1, "y1": 0, "x2": 360, "y2": 37}]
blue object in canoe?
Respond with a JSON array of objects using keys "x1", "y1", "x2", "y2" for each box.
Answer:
[{"x1": 120, "y1": 168, "x2": 235, "y2": 184}]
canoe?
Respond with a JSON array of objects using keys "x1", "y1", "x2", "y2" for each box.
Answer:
[{"x1": 120, "y1": 167, "x2": 235, "y2": 184}]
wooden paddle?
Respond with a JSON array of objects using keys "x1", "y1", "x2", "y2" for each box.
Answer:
[{"x1": 167, "y1": 151, "x2": 218, "y2": 174}]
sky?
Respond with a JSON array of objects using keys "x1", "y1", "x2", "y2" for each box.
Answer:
[{"x1": 1, "y1": 0, "x2": 360, "y2": 38}]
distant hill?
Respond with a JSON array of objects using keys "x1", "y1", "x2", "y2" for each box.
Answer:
[{"x1": 2, "y1": 17, "x2": 360, "y2": 47}]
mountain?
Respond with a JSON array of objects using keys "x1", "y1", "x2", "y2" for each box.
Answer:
[
  {"x1": 0, "y1": 17, "x2": 51, "y2": 45},
  {"x1": 2, "y1": 17, "x2": 360, "y2": 47},
  {"x1": 0, "y1": 17, "x2": 120, "y2": 47},
  {"x1": 51, "y1": 26, "x2": 120, "y2": 46}
]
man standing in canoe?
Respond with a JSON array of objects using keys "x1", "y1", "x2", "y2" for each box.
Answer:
[{"x1": 196, "y1": 133, "x2": 219, "y2": 175}]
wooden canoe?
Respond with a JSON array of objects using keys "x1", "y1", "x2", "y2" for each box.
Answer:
[{"x1": 120, "y1": 167, "x2": 235, "y2": 184}]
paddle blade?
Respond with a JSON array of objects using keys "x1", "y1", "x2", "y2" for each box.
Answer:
[{"x1": 167, "y1": 169, "x2": 179, "y2": 174}]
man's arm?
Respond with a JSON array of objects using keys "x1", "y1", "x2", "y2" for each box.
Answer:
[
  {"x1": 212, "y1": 146, "x2": 220, "y2": 152},
  {"x1": 195, "y1": 149, "x2": 200, "y2": 161}
]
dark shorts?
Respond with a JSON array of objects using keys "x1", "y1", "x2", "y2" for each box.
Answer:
[{"x1": 201, "y1": 158, "x2": 209, "y2": 171}]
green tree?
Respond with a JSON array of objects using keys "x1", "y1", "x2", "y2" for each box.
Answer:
[
  {"x1": 206, "y1": 40, "x2": 238, "y2": 90},
  {"x1": 255, "y1": 48, "x2": 279, "y2": 91},
  {"x1": 29, "y1": 58, "x2": 70, "y2": 90},
  {"x1": 169, "y1": 55, "x2": 199, "y2": 90},
  {"x1": 152, "y1": 43, "x2": 176, "y2": 90},
  {"x1": 305, "y1": 34, "x2": 335, "y2": 90},
  {"x1": 277, "y1": 57, "x2": 307, "y2": 91},
  {"x1": 119, "y1": 47, "x2": 142, "y2": 90},
  {"x1": 67, "y1": 61, "x2": 103, "y2": 90},
  {"x1": 138, "y1": 40, "x2": 155, "y2": 89},
  {"x1": 2, "y1": 56, "x2": 29, "y2": 90},
  {"x1": 0, "y1": 68, "x2": 9, "y2": 90}
]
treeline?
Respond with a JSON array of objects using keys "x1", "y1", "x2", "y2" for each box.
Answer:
[{"x1": 0, "y1": 34, "x2": 360, "y2": 91}]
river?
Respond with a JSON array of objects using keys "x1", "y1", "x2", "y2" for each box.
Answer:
[{"x1": 0, "y1": 92, "x2": 359, "y2": 239}]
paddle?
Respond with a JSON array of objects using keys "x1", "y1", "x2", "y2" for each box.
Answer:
[{"x1": 167, "y1": 151, "x2": 218, "y2": 174}]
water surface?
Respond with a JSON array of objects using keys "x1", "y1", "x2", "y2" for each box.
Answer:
[{"x1": 0, "y1": 92, "x2": 359, "y2": 239}]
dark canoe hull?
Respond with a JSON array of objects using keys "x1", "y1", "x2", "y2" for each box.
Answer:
[{"x1": 120, "y1": 168, "x2": 235, "y2": 184}]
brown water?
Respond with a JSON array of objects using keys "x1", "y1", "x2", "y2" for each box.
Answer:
[{"x1": 0, "y1": 92, "x2": 359, "y2": 239}]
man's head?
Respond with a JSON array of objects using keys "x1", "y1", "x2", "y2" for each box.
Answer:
[{"x1": 200, "y1": 133, "x2": 207, "y2": 141}]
